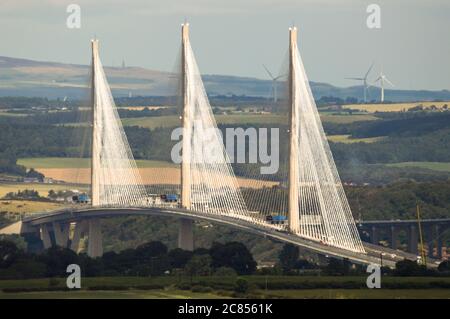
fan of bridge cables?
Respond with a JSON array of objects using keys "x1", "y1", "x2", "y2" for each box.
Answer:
[
  {"x1": 90, "y1": 40, "x2": 148, "y2": 207},
  {"x1": 289, "y1": 33, "x2": 365, "y2": 253},
  {"x1": 179, "y1": 37, "x2": 257, "y2": 221}
]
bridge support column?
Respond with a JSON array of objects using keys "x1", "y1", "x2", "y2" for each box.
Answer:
[
  {"x1": 425, "y1": 226, "x2": 434, "y2": 258},
  {"x1": 40, "y1": 224, "x2": 52, "y2": 249},
  {"x1": 370, "y1": 226, "x2": 379, "y2": 245},
  {"x1": 178, "y1": 218, "x2": 194, "y2": 251},
  {"x1": 71, "y1": 221, "x2": 87, "y2": 253},
  {"x1": 87, "y1": 219, "x2": 103, "y2": 257},
  {"x1": 390, "y1": 225, "x2": 398, "y2": 250},
  {"x1": 52, "y1": 222, "x2": 70, "y2": 248},
  {"x1": 408, "y1": 225, "x2": 418, "y2": 255},
  {"x1": 436, "y1": 225, "x2": 443, "y2": 259}
]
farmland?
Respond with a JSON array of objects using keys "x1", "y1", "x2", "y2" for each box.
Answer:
[
  {"x1": 0, "y1": 199, "x2": 63, "y2": 215},
  {"x1": 342, "y1": 101, "x2": 450, "y2": 113},
  {"x1": 327, "y1": 135, "x2": 385, "y2": 144},
  {"x1": 0, "y1": 276, "x2": 449, "y2": 299},
  {"x1": 385, "y1": 162, "x2": 450, "y2": 173},
  {"x1": 0, "y1": 182, "x2": 86, "y2": 198},
  {"x1": 17, "y1": 157, "x2": 277, "y2": 188},
  {"x1": 120, "y1": 113, "x2": 379, "y2": 129},
  {"x1": 18, "y1": 158, "x2": 177, "y2": 169}
]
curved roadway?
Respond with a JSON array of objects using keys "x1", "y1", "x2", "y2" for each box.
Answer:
[{"x1": 23, "y1": 207, "x2": 441, "y2": 268}]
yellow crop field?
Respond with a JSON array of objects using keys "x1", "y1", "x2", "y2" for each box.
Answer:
[
  {"x1": 0, "y1": 200, "x2": 64, "y2": 215},
  {"x1": 342, "y1": 101, "x2": 450, "y2": 113},
  {"x1": 327, "y1": 135, "x2": 385, "y2": 144}
]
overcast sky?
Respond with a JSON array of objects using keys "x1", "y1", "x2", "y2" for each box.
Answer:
[{"x1": 0, "y1": 0, "x2": 449, "y2": 90}]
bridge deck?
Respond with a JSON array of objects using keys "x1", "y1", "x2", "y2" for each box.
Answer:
[{"x1": 20, "y1": 207, "x2": 442, "y2": 268}]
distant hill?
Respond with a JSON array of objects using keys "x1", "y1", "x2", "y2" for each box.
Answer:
[{"x1": 0, "y1": 55, "x2": 449, "y2": 102}]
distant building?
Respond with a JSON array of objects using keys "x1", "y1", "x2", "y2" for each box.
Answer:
[
  {"x1": 23, "y1": 177, "x2": 40, "y2": 183},
  {"x1": 257, "y1": 261, "x2": 276, "y2": 269},
  {"x1": 43, "y1": 177, "x2": 54, "y2": 184}
]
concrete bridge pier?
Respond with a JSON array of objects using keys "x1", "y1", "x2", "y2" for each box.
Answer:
[
  {"x1": 70, "y1": 220, "x2": 88, "y2": 253},
  {"x1": 178, "y1": 218, "x2": 194, "y2": 251},
  {"x1": 436, "y1": 225, "x2": 443, "y2": 259},
  {"x1": 390, "y1": 225, "x2": 398, "y2": 250},
  {"x1": 40, "y1": 224, "x2": 52, "y2": 249},
  {"x1": 87, "y1": 219, "x2": 103, "y2": 257},
  {"x1": 52, "y1": 222, "x2": 70, "y2": 247},
  {"x1": 370, "y1": 226, "x2": 379, "y2": 245},
  {"x1": 408, "y1": 225, "x2": 418, "y2": 255},
  {"x1": 425, "y1": 226, "x2": 434, "y2": 258}
]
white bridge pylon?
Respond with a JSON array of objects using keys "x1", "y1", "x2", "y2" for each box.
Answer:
[
  {"x1": 90, "y1": 39, "x2": 148, "y2": 207},
  {"x1": 179, "y1": 23, "x2": 252, "y2": 221},
  {"x1": 287, "y1": 27, "x2": 365, "y2": 253}
]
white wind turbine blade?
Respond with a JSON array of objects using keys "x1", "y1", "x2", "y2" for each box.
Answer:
[
  {"x1": 364, "y1": 62, "x2": 375, "y2": 80},
  {"x1": 274, "y1": 73, "x2": 287, "y2": 81},
  {"x1": 262, "y1": 64, "x2": 275, "y2": 80},
  {"x1": 384, "y1": 77, "x2": 395, "y2": 87}
]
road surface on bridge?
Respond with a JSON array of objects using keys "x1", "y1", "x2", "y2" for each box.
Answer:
[{"x1": 20, "y1": 207, "x2": 441, "y2": 268}]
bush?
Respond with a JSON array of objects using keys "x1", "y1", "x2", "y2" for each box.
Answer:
[
  {"x1": 394, "y1": 259, "x2": 428, "y2": 276},
  {"x1": 438, "y1": 260, "x2": 450, "y2": 273},
  {"x1": 234, "y1": 278, "x2": 249, "y2": 293},
  {"x1": 191, "y1": 285, "x2": 213, "y2": 293},
  {"x1": 214, "y1": 267, "x2": 237, "y2": 277},
  {"x1": 176, "y1": 283, "x2": 192, "y2": 290}
]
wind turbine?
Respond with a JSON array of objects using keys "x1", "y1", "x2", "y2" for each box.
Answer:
[
  {"x1": 345, "y1": 63, "x2": 374, "y2": 103},
  {"x1": 263, "y1": 64, "x2": 285, "y2": 103},
  {"x1": 373, "y1": 70, "x2": 394, "y2": 102}
]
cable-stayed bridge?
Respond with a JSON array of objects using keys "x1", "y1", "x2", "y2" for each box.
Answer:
[{"x1": 8, "y1": 25, "x2": 442, "y2": 267}]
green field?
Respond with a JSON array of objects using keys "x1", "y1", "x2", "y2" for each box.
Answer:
[
  {"x1": 259, "y1": 289, "x2": 450, "y2": 299},
  {"x1": 18, "y1": 157, "x2": 176, "y2": 169},
  {"x1": 62, "y1": 112, "x2": 380, "y2": 129},
  {"x1": 0, "y1": 289, "x2": 224, "y2": 299},
  {"x1": 1, "y1": 288, "x2": 449, "y2": 299},
  {"x1": 386, "y1": 162, "x2": 450, "y2": 173},
  {"x1": 327, "y1": 135, "x2": 385, "y2": 144},
  {"x1": 120, "y1": 113, "x2": 379, "y2": 129},
  {"x1": 0, "y1": 276, "x2": 449, "y2": 299},
  {"x1": 0, "y1": 199, "x2": 64, "y2": 214}
]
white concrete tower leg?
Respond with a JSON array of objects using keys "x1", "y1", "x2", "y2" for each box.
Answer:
[
  {"x1": 287, "y1": 27, "x2": 300, "y2": 234},
  {"x1": 179, "y1": 23, "x2": 194, "y2": 251},
  {"x1": 91, "y1": 39, "x2": 101, "y2": 207}
]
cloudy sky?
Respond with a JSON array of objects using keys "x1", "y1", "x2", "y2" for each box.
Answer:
[{"x1": 0, "y1": 0, "x2": 449, "y2": 90}]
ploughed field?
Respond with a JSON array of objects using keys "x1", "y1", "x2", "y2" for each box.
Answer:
[{"x1": 18, "y1": 158, "x2": 278, "y2": 189}]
